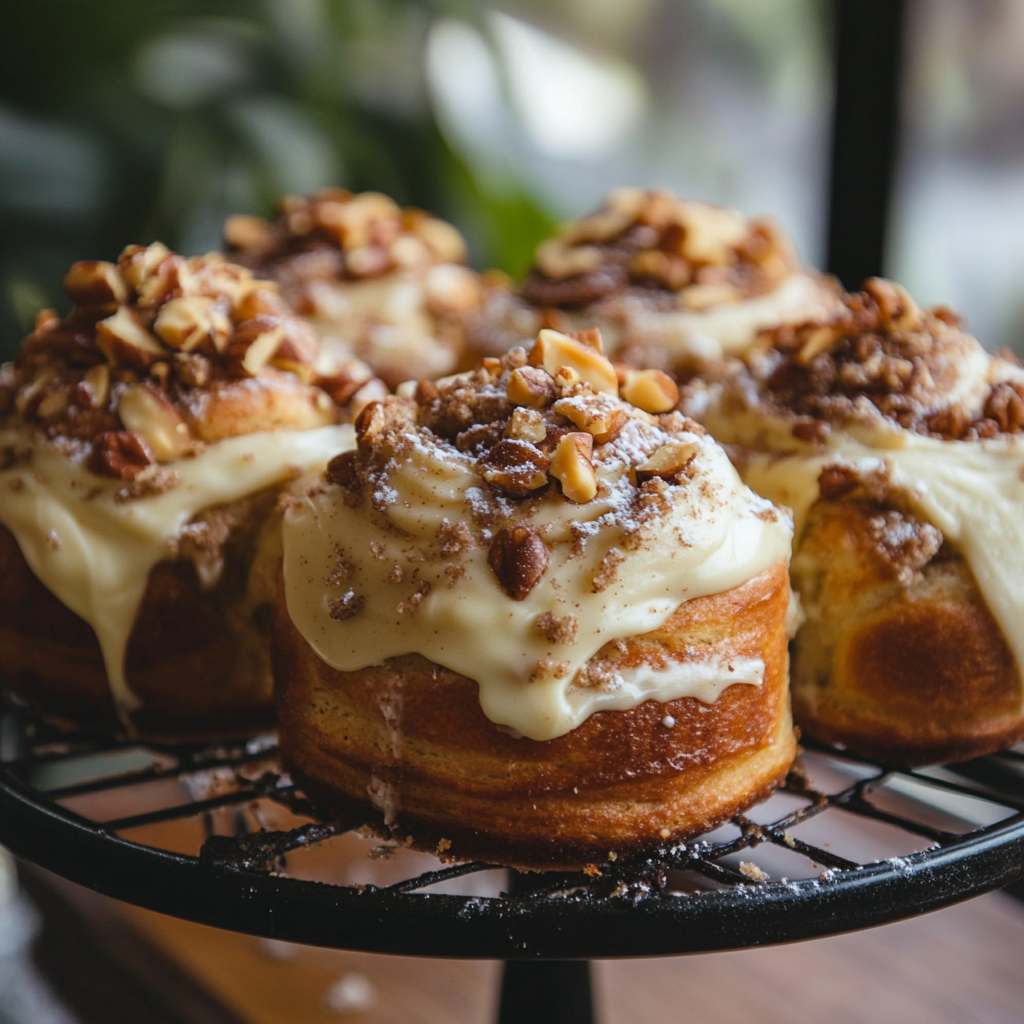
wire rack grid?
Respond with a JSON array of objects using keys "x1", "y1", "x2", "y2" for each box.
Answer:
[{"x1": 1, "y1": 693, "x2": 1023, "y2": 961}]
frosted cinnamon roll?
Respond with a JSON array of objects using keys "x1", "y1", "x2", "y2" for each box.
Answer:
[
  {"x1": 275, "y1": 329, "x2": 796, "y2": 869},
  {"x1": 694, "y1": 277, "x2": 1024, "y2": 764},
  {"x1": 468, "y1": 188, "x2": 840, "y2": 376},
  {"x1": 225, "y1": 190, "x2": 484, "y2": 387},
  {"x1": 0, "y1": 244, "x2": 379, "y2": 738}
]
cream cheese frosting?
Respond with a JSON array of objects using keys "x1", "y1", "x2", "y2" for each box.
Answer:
[
  {"x1": 602, "y1": 271, "x2": 840, "y2": 364},
  {"x1": 0, "y1": 424, "x2": 355, "y2": 714},
  {"x1": 282, "y1": 336, "x2": 792, "y2": 742}
]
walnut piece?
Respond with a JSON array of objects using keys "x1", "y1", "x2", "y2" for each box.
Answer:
[
  {"x1": 88, "y1": 430, "x2": 154, "y2": 480},
  {"x1": 507, "y1": 367, "x2": 558, "y2": 409}
]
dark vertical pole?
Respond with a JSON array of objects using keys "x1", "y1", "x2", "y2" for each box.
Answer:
[
  {"x1": 497, "y1": 960, "x2": 594, "y2": 1024},
  {"x1": 496, "y1": 871, "x2": 595, "y2": 1024},
  {"x1": 826, "y1": 0, "x2": 909, "y2": 289}
]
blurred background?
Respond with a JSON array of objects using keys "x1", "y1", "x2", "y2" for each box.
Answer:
[{"x1": 3, "y1": 0, "x2": 1024, "y2": 361}]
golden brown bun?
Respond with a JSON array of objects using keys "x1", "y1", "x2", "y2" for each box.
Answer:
[
  {"x1": 224, "y1": 190, "x2": 481, "y2": 387},
  {"x1": 0, "y1": 508, "x2": 277, "y2": 740},
  {"x1": 694, "y1": 279, "x2": 1024, "y2": 765},
  {"x1": 275, "y1": 561, "x2": 796, "y2": 870},
  {"x1": 0, "y1": 243, "x2": 383, "y2": 739},
  {"x1": 790, "y1": 487, "x2": 1024, "y2": 764}
]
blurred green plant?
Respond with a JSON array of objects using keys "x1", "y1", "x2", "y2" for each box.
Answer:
[{"x1": 0, "y1": 0, "x2": 556, "y2": 356}]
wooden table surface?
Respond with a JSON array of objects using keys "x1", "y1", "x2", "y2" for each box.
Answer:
[{"x1": 118, "y1": 888, "x2": 1024, "y2": 1024}]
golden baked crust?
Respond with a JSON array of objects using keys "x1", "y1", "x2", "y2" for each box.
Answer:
[
  {"x1": 789, "y1": 476, "x2": 1024, "y2": 764},
  {"x1": 276, "y1": 561, "x2": 795, "y2": 869},
  {"x1": 225, "y1": 190, "x2": 483, "y2": 386},
  {"x1": 0, "y1": 510, "x2": 276, "y2": 739}
]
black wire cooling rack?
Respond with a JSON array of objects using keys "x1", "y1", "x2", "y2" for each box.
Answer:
[{"x1": 1, "y1": 691, "x2": 1024, "y2": 966}]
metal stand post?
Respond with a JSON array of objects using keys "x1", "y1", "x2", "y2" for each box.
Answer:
[{"x1": 826, "y1": 0, "x2": 908, "y2": 288}]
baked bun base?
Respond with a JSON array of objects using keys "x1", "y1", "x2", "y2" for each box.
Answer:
[
  {"x1": 0, "y1": 521, "x2": 275, "y2": 741},
  {"x1": 790, "y1": 496, "x2": 1024, "y2": 765},
  {"x1": 276, "y1": 562, "x2": 796, "y2": 870}
]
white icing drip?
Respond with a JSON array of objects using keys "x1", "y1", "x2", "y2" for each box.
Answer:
[
  {"x1": 740, "y1": 433, "x2": 1024, "y2": 704},
  {"x1": 283, "y1": 429, "x2": 791, "y2": 741},
  {"x1": 570, "y1": 656, "x2": 765, "y2": 719},
  {"x1": 0, "y1": 424, "x2": 355, "y2": 715}
]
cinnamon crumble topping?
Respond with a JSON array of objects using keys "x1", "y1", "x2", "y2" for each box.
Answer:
[{"x1": 740, "y1": 278, "x2": 1024, "y2": 440}]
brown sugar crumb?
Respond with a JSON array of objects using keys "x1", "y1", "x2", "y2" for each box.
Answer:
[
  {"x1": 866, "y1": 509, "x2": 943, "y2": 584},
  {"x1": 369, "y1": 540, "x2": 386, "y2": 560},
  {"x1": 114, "y1": 469, "x2": 181, "y2": 504},
  {"x1": 326, "y1": 553, "x2": 353, "y2": 586},
  {"x1": 444, "y1": 564, "x2": 465, "y2": 588},
  {"x1": 397, "y1": 580, "x2": 431, "y2": 615},
  {"x1": 329, "y1": 590, "x2": 364, "y2": 620},
  {"x1": 387, "y1": 562, "x2": 404, "y2": 583},
  {"x1": 46, "y1": 529, "x2": 61, "y2": 552},
  {"x1": 747, "y1": 278, "x2": 1024, "y2": 440},
  {"x1": 535, "y1": 611, "x2": 579, "y2": 646},
  {"x1": 591, "y1": 548, "x2": 625, "y2": 593},
  {"x1": 739, "y1": 861, "x2": 769, "y2": 881},
  {"x1": 436, "y1": 838, "x2": 452, "y2": 855},
  {"x1": 437, "y1": 518, "x2": 473, "y2": 556},
  {"x1": 529, "y1": 657, "x2": 572, "y2": 683},
  {"x1": 818, "y1": 462, "x2": 861, "y2": 500}
]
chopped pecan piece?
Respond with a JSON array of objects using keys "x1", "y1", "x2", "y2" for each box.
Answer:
[
  {"x1": 88, "y1": 431, "x2": 154, "y2": 480},
  {"x1": 488, "y1": 525, "x2": 549, "y2": 600}
]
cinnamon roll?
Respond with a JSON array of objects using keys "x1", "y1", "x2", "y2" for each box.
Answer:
[
  {"x1": 225, "y1": 190, "x2": 484, "y2": 387},
  {"x1": 0, "y1": 244, "x2": 380, "y2": 738},
  {"x1": 467, "y1": 188, "x2": 840, "y2": 376},
  {"x1": 693, "y1": 277, "x2": 1024, "y2": 764},
  {"x1": 275, "y1": 329, "x2": 796, "y2": 869}
]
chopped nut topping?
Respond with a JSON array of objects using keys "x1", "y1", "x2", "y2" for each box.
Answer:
[
  {"x1": 504, "y1": 407, "x2": 547, "y2": 443},
  {"x1": 549, "y1": 432, "x2": 597, "y2": 503},
  {"x1": 635, "y1": 441, "x2": 700, "y2": 482},
  {"x1": 521, "y1": 190, "x2": 798, "y2": 310},
  {"x1": 528, "y1": 329, "x2": 618, "y2": 396},
  {"x1": 479, "y1": 439, "x2": 550, "y2": 495},
  {"x1": 63, "y1": 261, "x2": 129, "y2": 306},
  {"x1": 737, "y1": 277, "x2": 1024, "y2": 440},
  {"x1": 507, "y1": 366, "x2": 558, "y2": 409},
  {"x1": 326, "y1": 554, "x2": 353, "y2": 586},
  {"x1": 553, "y1": 395, "x2": 628, "y2": 444},
  {"x1": 620, "y1": 368, "x2": 679, "y2": 413},
  {"x1": 117, "y1": 383, "x2": 192, "y2": 462},
  {"x1": 96, "y1": 307, "x2": 166, "y2": 368},
  {"x1": 488, "y1": 525, "x2": 549, "y2": 600},
  {"x1": 87, "y1": 430, "x2": 154, "y2": 480},
  {"x1": 154, "y1": 295, "x2": 232, "y2": 353},
  {"x1": 5, "y1": 242, "x2": 381, "y2": 473}
]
